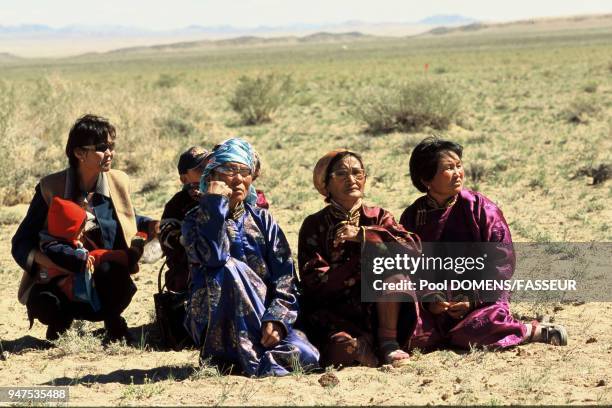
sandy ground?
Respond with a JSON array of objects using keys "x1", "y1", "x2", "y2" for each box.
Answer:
[
  {"x1": 0, "y1": 218, "x2": 610, "y2": 406},
  {"x1": 1, "y1": 13, "x2": 611, "y2": 405}
]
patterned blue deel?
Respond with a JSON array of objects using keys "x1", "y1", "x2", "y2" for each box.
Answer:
[{"x1": 182, "y1": 194, "x2": 320, "y2": 377}]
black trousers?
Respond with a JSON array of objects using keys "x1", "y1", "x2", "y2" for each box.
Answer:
[{"x1": 26, "y1": 261, "x2": 137, "y2": 329}]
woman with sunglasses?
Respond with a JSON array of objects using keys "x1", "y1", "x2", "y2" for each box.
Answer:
[
  {"x1": 181, "y1": 138, "x2": 319, "y2": 377},
  {"x1": 12, "y1": 114, "x2": 159, "y2": 342},
  {"x1": 297, "y1": 150, "x2": 421, "y2": 367}
]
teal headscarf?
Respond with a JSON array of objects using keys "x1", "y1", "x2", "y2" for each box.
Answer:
[{"x1": 199, "y1": 138, "x2": 258, "y2": 205}]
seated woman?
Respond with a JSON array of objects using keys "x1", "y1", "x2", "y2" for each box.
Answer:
[
  {"x1": 298, "y1": 150, "x2": 421, "y2": 367},
  {"x1": 12, "y1": 114, "x2": 158, "y2": 342},
  {"x1": 161, "y1": 146, "x2": 269, "y2": 293},
  {"x1": 400, "y1": 136, "x2": 567, "y2": 349},
  {"x1": 182, "y1": 138, "x2": 319, "y2": 377}
]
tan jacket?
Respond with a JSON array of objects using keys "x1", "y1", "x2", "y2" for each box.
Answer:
[{"x1": 17, "y1": 168, "x2": 138, "y2": 304}]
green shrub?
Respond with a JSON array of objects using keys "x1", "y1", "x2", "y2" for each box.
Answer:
[
  {"x1": 583, "y1": 82, "x2": 598, "y2": 93},
  {"x1": 434, "y1": 66, "x2": 448, "y2": 74},
  {"x1": 574, "y1": 163, "x2": 610, "y2": 185},
  {"x1": 158, "y1": 117, "x2": 195, "y2": 137},
  {"x1": 0, "y1": 80, "x2": 15, "y2": 138},
  {"x1": 351, "y1": 88, "x2": 397, "y2": 133},
  {"x1": 155, "y1": 106, "x2": 196, "y2": 138},
  {"x1": 28, "y1": 76, "x2": 70, "y2": 143},
  {"x1": 155, "y1": 74, "x2": 180, "y2": 89},
  {"x1": 466, "y1": 162, "x2": 488, "y2": 183},
  {"x1": 563, "y1": 97, "x2": 600, "y2": 124},
  {"x1": 229, "y1": 74, "x2": 295, "y2": 125},
  {"x1": 352, "y1": 80, "x2": 462, "y2": 134},
  {"x1": 50, "y1": 322, "x2": 103, "y2": 358},
  {"x1": 0, "y1": 207, "x2": 23, "y2": 225}
]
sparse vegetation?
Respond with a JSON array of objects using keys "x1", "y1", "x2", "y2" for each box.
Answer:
[
  {"x1": 434, "y1": 66, "x2": 448, "y2": 74},
  {"x1": 156, "y1": 106, "x2": 197, "y2": 138},
  {"x1": 138, "y1": 175, "x2": 164, "y2": 194},
  {"x1": 0, "y1": 18, "x2": 611, "y2": 406},
  {"x1": 583, "y1": 82, "x2": 598, "y2": 93},
  {"x1": 157, "y1": 117, "x2": 195, "y2": 138},
  {"x1": 50, "y1": 322, "x2": 104, "y2": 358},
  {"x1": 574, "y1": 163, "x2": 611, "y2": 185},
  {"x1": 563, "y1": 97, "x2": 601, "y2": 124},
  {"x1": 155, "y1": 73, "x2": 181, "y2": 89},
  {"x1": 352, "y1": 80, "x2": 462, "y2": 134},
  {"x1": 0, "y1": 207, "x2": 23, "y2": 225},
  {"x1": 191, "y1": 358, "x2": 222, "y2": 379},
  {"x1": 466, "y1": 161, "x2": 488, "y2": 183},
  {"x1": 120, "y1": 374, "x2": 165, "y2": 401},
  {"x1": 0, "y1": 80, "x2": 15, "y2": 139},
  {"x1": 229, "y1": 73, "x2": 295, "y2": 125}
]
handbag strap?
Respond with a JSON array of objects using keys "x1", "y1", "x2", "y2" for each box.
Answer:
[{"x1": 157, "y1": 260, "x2": 167, "y2": 293}]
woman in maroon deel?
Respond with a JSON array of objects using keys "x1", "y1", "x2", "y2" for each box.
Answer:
[{"x1": 298, "y1": 150, "x2": 421, "y2": 367}]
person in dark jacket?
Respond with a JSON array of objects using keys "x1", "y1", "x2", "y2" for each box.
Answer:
[
  {"x1": 12, "y1": 114, "x2": 158, "y2": 341},
  {"x1": 159, "y1": 146, "x2": 210, "y2": 292}
]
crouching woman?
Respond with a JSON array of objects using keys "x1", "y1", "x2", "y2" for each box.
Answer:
[{"x1": 12, "y1": 114, "x2": 158, "y2": 341}]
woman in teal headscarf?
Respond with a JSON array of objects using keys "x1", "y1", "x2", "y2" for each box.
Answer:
[{"x1": 182, "y1": 138, "x2": 319, "y2": 377}]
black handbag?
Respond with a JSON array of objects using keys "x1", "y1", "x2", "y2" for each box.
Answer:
[{"x1": 153, "y1": 261, "x2": 194, "y2": 351}]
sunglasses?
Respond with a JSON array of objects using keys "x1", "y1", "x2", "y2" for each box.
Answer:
[
  {"x1": 214, "y1": 165, "x2": 252, "y2": 178},
  {"x1": 81, "y1": 142, "x2": 116, "y2": 153},
  {"x1": 330, "y1": 168, "x2": 366, "y2": 181}
]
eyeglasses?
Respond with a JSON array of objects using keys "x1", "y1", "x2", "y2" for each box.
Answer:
[
  {"x1": 330, "y1": 168, "x2": 366, "y2": 181},
  {"x1": 214, "y1": 165, "x2": 252, "y2": 178},
  {"x1": 81, "y1": 142, "x2": 116, "y2": 153}
]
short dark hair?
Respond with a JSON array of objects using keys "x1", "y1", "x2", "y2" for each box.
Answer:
[
  {"x1": 409, "y1": 136, "x2": 463, "y2": 192},
  {"x1": 65, "y1": 114, "x2": 116, "y2": 168}
]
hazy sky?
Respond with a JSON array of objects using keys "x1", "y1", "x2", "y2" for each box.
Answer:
[{"x1": 1, "y1": 0, "x2": 611, "y2": 29}]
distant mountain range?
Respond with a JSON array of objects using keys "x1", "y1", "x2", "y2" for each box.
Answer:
[
  {"x1": 0, "y1": 15, "x2": 479, "y2": 57},
  {"x1": 418, "y1": 15, "x2": 476, "y2": 25},
  {"x1": 102, "y1": 32, "x2": 376, "y2": 55},
  {"x1": 0, "y1": 15, "x2": 476, "y2": 38},
  {"x1": 4, "y1": 13, "x2": 609, "y2": 59},
  {"x1": 0, "y1": 52, "x2": 22, "y2": 61}
]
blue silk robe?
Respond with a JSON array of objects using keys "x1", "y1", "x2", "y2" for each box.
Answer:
[{"x1": 182, "y1": 194, "x2": 319, "y2": 376}]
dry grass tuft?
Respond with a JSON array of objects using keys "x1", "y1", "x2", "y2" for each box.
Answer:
[
  {"x1": 229, "y1": 73, "x2": 295, "y2": 125},
  {"x1": 574, "y1": 163, "x2": 611, "y2": 185},
  {"x1": 352, "y1": 80, "x2": 462, "y2": 134},
  {"x1": 563, "y1": 97, "x2": 601, "y2": 124},
  {"x1": 50, "y1": 322, "x2": 104, "y2": 358}
]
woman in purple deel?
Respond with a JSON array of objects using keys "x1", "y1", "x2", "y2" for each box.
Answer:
[{"x1": 400, "y1": 136, "x2": 568, "y2": 349}]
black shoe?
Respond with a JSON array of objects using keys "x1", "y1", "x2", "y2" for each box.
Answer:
[{"x1": 103, "y1": 316, "x2": 133, "y2": 344}]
